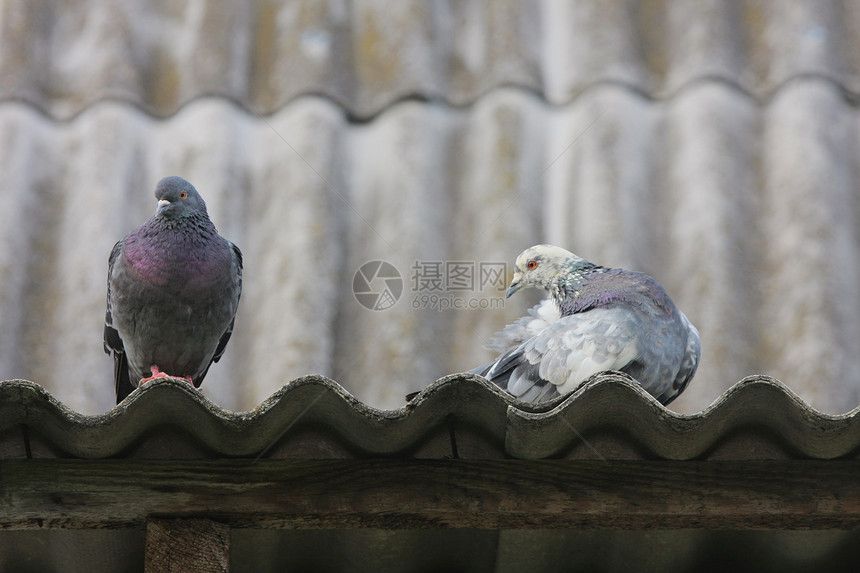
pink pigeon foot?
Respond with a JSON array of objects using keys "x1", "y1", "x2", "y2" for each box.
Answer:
[
  {"x1": 139, "y1": 365, "x2": 172, "y2": 384},
  {"x1": 139, "y1": 366, "x2": 195, "y2": 387}
]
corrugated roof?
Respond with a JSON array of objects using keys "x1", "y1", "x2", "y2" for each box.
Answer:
[
  {"x1": 2, "y1": 375, "x2": 860, "y2": 572},
  {"x1": 2, "y1": 373, "x2": 859, "y2": 461},
  {"x1": 5, "y1": 0, "x2": 860, "y2": 119},
  {"x1": 2, "y1": 2, "x2": 860, "y2": 415}
]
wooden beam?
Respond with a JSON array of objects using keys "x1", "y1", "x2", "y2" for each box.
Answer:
[
  {"x1": 1, "y1": 459, "x2": 859, "y2": 530},
  {"x1": 145, "y1": 519, "x2": 230, "y2": 573}
]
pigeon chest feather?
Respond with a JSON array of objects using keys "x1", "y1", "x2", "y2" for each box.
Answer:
[{"x1": 122, "y1": 231, "x2": 232, "y2": 296}]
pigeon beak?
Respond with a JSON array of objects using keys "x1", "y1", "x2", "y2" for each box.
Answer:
[
  {"x1": 156, "y1": 199, "x2": 171, "y2": 214},
  {"x1": 505, "y1": 274, "x2": 522, "y2": 298}
]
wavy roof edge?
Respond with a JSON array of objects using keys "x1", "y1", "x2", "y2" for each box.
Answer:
[
  {"x1": 3, "y1": 74, "x2": 859, "y2": 122},
  {"x1": 1, "y1": 373, "x2": 858, "y2": 461}
]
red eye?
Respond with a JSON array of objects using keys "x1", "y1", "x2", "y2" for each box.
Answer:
[
  {"x1": 527, "y1": 260, "x2": 537, "y2": 270},
  {"x1": 179, "y1": 191, "x2": 188, "y2": 200}
]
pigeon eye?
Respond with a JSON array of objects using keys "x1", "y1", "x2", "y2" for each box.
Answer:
[
  {"x1": 179, "y1": 191, "x2": 188, "y2": 200},
  {"x1": 527, "y1": 260, "x2": 537, "y2": 270}
]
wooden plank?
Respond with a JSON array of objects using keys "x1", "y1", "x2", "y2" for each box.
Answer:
[
  {"x1": 1, "y1": 459, "x2": 859, "y2": 530},
  {"x1": 145, "y1": 518, "x2": 230, "y2": 573}
]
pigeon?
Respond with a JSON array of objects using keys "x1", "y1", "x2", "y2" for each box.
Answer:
[
  {"x1": 104, "y1": 176, "x2": 243, "y2": 403},
  {"x1": 472, "y1": 244, "x2": 700, "y2": 405}
]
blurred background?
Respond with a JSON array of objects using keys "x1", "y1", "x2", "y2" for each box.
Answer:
[{"x1": 1, "y1": 0, "x2": 860, "y2": 415}]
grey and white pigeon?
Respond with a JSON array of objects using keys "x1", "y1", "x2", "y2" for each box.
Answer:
[
  {"x1": 104, "y1": 176, "x2": 243, "y2": 403},
  {"x1": 471, "y1": 244, "x2": 700, "y2": 405}
]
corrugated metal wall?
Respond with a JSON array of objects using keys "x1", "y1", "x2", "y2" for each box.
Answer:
[{"x1": 2, "y1": 0, "x2": 860, "y2": 415}]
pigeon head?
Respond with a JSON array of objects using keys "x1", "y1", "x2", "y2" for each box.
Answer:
[
  {"x1": 154, "y1": 176, "x2": 208, "y2": 220},
  {"x1": 506, "y1": 244, "x2": 591, "y2": 300}
]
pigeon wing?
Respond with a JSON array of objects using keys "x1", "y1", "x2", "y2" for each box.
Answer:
[
  {"x1": 211, "y1": 242, "x2": 243, "y2": 365},
  {"x1": 484, "y1": 306, "x2": 641, "y2": 402},
  {"x1": 653, "y1": 311, "x2": 701, "y2": 405},
  {"x1": 193, "y1": 241, "x2": 243, "y2": 385},
  {"x1": 104, "y1": 240, "x2": 136, "y2": 403}
]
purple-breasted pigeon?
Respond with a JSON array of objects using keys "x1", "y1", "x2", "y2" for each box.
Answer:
[
  {"x1": 104, "y1": 176, "x2": 243, "y2": 403},
  {"x1": 472, "y1": 244, "x2": 700, "y2": 405}
]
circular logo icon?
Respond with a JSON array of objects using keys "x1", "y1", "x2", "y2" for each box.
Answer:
[{"x1": 352, "y1": 260, "x2": 403, "y2": 311}]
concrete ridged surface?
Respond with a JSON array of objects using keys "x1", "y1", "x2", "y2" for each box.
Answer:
[
  {"x1": 5, "y1": 0, "x2": 860, "y2": 119},
  {"x1": 1, "y1": 374, "x2": 858, "y2": 461}
]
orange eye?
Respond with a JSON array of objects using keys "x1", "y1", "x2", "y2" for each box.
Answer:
[
  {"x1": 527, "y1": 260, "x2": 537, "y2": 270},
  {"x1": 179, "y1": 191, "x2": 188, "y2": 200}
]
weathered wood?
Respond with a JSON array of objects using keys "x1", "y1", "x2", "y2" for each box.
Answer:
[
  {"x1": 145, "y1": 518, "x2": 230, "y2": 573},
  {"x1": 1, "y1": 459, "x2": 859, "y2": 530}
]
